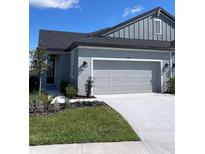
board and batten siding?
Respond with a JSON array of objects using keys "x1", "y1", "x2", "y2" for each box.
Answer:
[{"x1": 105, "y1": 12, "x2": 175, "y2": 42}]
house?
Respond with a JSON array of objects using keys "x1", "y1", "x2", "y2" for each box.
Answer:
[{"x1": 39, "y1": 7, "x2": 175, "y2": 95}]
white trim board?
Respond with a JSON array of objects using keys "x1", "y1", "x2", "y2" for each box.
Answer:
[{"x1": 90, "y1": 57, "x2": 163, "y2": 95}]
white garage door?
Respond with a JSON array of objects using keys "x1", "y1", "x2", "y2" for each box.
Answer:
[{"x1": 93, "y1": 60, "x2": 161, "y2": 94}]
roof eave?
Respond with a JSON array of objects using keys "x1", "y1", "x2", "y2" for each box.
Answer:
[{"x1": 68, "y1": 42, "x2": 175, "y2": 52}]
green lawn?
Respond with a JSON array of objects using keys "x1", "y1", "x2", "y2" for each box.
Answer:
[{"x1": 29, "y1": 106, "x2": 139, "y2": 145}]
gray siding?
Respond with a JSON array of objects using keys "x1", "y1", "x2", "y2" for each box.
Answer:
[
  {"x1": 77, "y1": 47, "x2": 172, "y2": 95},
  {"x1": 105, "y1": 12, "x2": 175, "y2": 42},
  {"x1": 41, "y1": 53, "x2": 71, "y2": 90},
  {"x1": 55, "y1": 54, "x2": 70, "y2": 88},
  {"x1": 70, "y1": 49, "x2": 79, "y2": 88}
]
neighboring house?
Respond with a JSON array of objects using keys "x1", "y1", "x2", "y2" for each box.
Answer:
[{"x1": 39, "y1": 7, "x2": 175, "y2": 95}]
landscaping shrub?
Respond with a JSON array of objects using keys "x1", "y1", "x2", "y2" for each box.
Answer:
[
  {"x1": 29, "y1": 92, "x2": 48, "y2": 113},
  {"x1": 29, "y1": 76, "x2": 39, "y2": 93},
  {"x1": 85, "y1": 77, "x2": 94, "y2": 97},
  {"x1": 65, "y1": 101, "x2": 106, "y2": 109},
  {"x1": 166, "y1": 77, "x2": 175, "y2": 94},
  {"x1": 60, "y1": 80, "x2": 68, "y2": 95},
  {"x1": 81, "y1": 101, "x2": 94, "y2": 106},
  {"x1": 60, "y1": 81, "x2": 77, "y2": 98},
  {"x1": 65, "y1": 85, "x2": 77, "y2": 99}
]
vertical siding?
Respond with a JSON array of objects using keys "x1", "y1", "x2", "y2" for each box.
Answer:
[
  {"x1": 125, "y1": 26, "x2": 129, "y2": 38},
  {"x1": 105, "y1": 12, "x2": 175, "y2": 42},
  {"x1": 119, "y1": 29, "x2": 124, "y2": 38},
  {"x1": 153, "y1": 17, "x2": 157, "y2": 40},
  {"x1": 162, "y1": 21, "x2": 167, "y2": 41},
  {"x1": 144, "y1": 18, "x2": 148, "y2": 40},
  {"x1": 108, "y1": 33, "x2": 114, "y2": 37},
  {"x1": 148, "y1": 17, "x2": 153, "y2": 40},
  {"x1": 171, "y1": 27, "x2": 175, "y2": 41},
  {"x1": 135, "y1": 22, "x2": 139, "y2": 39},
  {"x1": 166, "y1": 24, "x2": 171, "y2": 41},
  {"x1": 114, "y1": 31, "x2": 119, "y2": 37},
  {"x1": 139, "y1": 20, "x2": 143, "y2": 39},
  {"x1": 130, "y1": 24, "x2": 134, "y2": 39}
]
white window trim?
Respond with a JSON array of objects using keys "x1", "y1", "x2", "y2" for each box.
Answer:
[
  {"x1": 91, "y1": 57, "x2": 163, "y2": 95},
  {"x1": 154, "y1": 18, "x2": 162, "y2": 35}
]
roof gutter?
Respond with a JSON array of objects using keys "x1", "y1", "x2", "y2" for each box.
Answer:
[{"x1": 68, "y1": 42, "x2": 175, "y2": 52}]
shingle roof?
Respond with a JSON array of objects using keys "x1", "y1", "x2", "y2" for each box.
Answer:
[
  {"x1": 38, "y1": 29, "x2": 88, "y2": 51},
  {"x1": 68, "y1": 37, "x2": 175, "y2": 51}
]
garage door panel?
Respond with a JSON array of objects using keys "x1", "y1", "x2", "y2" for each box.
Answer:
[
  {"x1": 111, "y1": 85, "x2": 128, "y2": 93},
  {"x1": 111, "y1": 69, "x2": 126, "y2": 74},
  {"x1": 127, "y1": 77, "x2": 142, "y2": 84},
  {"x1": 94, "y1": 86, "x2": 111, "y2": 94},
  {"x1": 111, "y1": 77, "x2": 126, "y2": 83},
  {"x1": 94, "y1": 69, "x2": 110, "y2": 75},
  {"x1": 93, "y1": 60, "x2": 161, "y2": 94},
  {"x1": 94, "y1": 78, "x2": 110, "y2": 84}
]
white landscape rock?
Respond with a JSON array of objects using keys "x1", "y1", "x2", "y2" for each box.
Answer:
[
  {"x1": 69, "y1": 98, "x2": 99, "y2": 103},
  {"x1": 50, "y1": 96, "x2": 67, "y2": 104},
  {"x1": 50, "y1": 96, "x2": 99, "y2": 104}
]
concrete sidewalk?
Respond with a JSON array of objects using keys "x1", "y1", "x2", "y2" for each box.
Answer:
[{"x1": 29, "y1": 141, "x2": 150, "y2": 154}]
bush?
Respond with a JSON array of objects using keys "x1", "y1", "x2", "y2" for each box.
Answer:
[
  {"x1": 29, "y1": 76, "x2": 39, "y2": 93},
  {"x1": 29, "y1": 92, "x2": 48, "y2": 113},
  {"x1": 166, "y1": 77, "x2": 175, "y2": 94},
  {"x1": 85, "y1": 77, "x2": 94, "y2": 97},
  {"x1": 60, "y1": 81, "x2": 77, "y2": 98},
  {"x1": 65, "y1": 85, "x2": 77, "y2": 99},
  {"x1": 60, "y1": 81, "x2": 68, "y2": 95}
]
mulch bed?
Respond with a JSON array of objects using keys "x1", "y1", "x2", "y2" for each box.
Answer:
[{"x1": 29, "y1": 101, "x2": 107, "y2": 116}]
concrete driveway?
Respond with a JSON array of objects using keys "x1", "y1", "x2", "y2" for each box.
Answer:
[{"x1": 96, "y1": 93, "x2": 175, "y2": 154}]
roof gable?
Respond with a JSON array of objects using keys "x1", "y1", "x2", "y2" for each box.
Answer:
[{"x1": 96, "y1": 7, "x2": 174, "y2": 36}]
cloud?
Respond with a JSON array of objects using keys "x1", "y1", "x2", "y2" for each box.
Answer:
[
  {"x1": 123, "y1": 5, "x2": 143, "y2": 17},
  {"x1": 29, "y1": 0, "x2": 80, "y2": 9}
]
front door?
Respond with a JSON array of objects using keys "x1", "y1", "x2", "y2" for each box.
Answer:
[{"x1": 46, "y1": 57, "x2": 55, "y2": 84}]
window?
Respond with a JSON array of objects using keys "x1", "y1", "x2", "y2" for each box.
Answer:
[{"x1": 154, "y1": 19, "x2": 162, "y2": 34}]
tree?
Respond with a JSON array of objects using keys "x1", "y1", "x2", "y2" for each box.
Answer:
[{"x1": 30, "y1": 46, "x2": 48, "y2": 94}]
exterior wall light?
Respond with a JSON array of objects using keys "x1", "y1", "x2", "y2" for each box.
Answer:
[
  {"x1": 83, "y1": 61, "x2": 88, "y2": 67},
  {"x1": 172, "y1": 63, "x2": 175, "y2": 69},
  {"x1": 163, "y1": 63, "x2": 169, "y2": 71}
]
